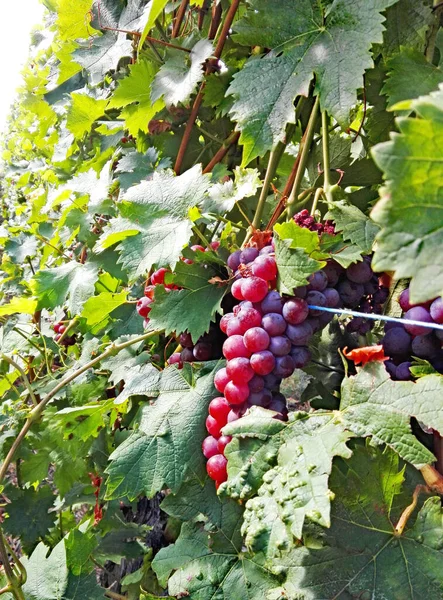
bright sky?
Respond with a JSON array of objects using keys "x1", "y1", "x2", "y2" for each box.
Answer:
[{"x1": 0, "y1": 1, "x2": 45, "y2": 131}]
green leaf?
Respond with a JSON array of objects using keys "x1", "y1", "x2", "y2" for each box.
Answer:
[
  {"x1": 65, "y1": 529, "x2": 97, "y2": 576},
  {"x1": 31, "y1": 262, "x2": 99, "y2": 315},
  {"x1": 66, "y1": 93, "x2": 107, "y2": 139},
  {"x1": 80, "y1": 291, "x2": 128, "y2": 327},
  {"x1": 56, "y1": 0, "x2": 96, "y2": 41},
  {"x1": 340, "y1": 362, "x2": 440, "y2": 467},
  {"x1": 274, "y1": 236, "x2": 326, "y2": 295},
  {"x1": 138, "y1": 0, "x2": 169, "y2": 50},
  {"x1": 5, "y1": 232, "x2": 38, "y2": 262},
  {"x1": 23, "y1": 540, "x2": 105, "y2": 600},
  {"x1": 54, "y1": 400, "x2": 115, "y2": 442},
  {"x1": 108, "y1": 59, "x2": 164, "y2": 136},
  {"x1": 275, "y1": 446, "x2": 443, "y2": 600},
  {"x1": 229, "y1": 0, "x2": 397, "y2": 163},
  {"x1": 74, "y1": 32, "x2": 133, "y2": 86},
  {"x1": 105, "y1": 363, "x2": 219, "y2": 499},
  {"x1": 115, "y1": 148, "x2": 171, "y2": 192},
  {"x1": 0, "y1": 297, "x2": 38, "y2": 317},
  {"x1": 325, "y1": 200, "x2": 380, "y2": 254},
  {"x1": 381, "y1": 0, "x2": 433, "y2": 58},
  {"x1": 151, "y1": 39, "x2": 214, "y2": 107},
  {"x1": 371, "y1": 85, "x2": 443, "y2": 303},
  {"x1": 204, "y1": 167, "x2": 261, "y2": 213},
  {"x1": 4, "y1": 486, "x2": 57, "y2": 551},
  {"x1": 152, "y1": 517, "x2": 280, "y2": 600},
  {"x1": 148, "y1": 262, "x2": 226, "y2": 342},
  {"x1": 383, "y1": 48, "x2": 443, "y2": 109},
  {"x1": 273, "y1": 221, "x2": 321, "y2": 255}
]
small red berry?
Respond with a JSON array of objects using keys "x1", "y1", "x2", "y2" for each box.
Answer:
[{"x1": 136, "y1": 296, "x2": 153, "y2": 318}]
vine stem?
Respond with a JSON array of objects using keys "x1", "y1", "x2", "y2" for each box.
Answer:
[
  {"x1": 172, "y1": 0, "x2": 190, "y2": 38},
  {"x1": 321, "y1": 110, "x2": 332, "y2": 203},
  {"x1": 394, "y1": 485, "x2": 429, "y2": 536},
  {"x1": 174, "y1": 0, "x2": 241, "y2": 174},
  {"x1": 287, "y1": 97, "x2": 320, "y2": 218},
  {"x1": 202, "y1": 131, "x2": 240, "y2": 174},
  {"x1": 0, "y1": 355, "x2": 38, "y2": 407},
  {"x1": 105, "y1": 591, "x2": 127, "y2": 600},
  {"x1": 0, "y1": 530, "x2": 24, "y2": 600},
  {"x1": 0, "y1": 330, "x2": 163, "y2": 483},
  {"x1": 310, "y1": 186, "x2": 324, "y2": 216},
  {"x1": 57, "y1": 316, "x2": 79, "y2": 345}
]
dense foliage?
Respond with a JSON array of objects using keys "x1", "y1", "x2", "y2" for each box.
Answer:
[{"x1": 1, "y1": 0, "x2": 443, "y2": 598}]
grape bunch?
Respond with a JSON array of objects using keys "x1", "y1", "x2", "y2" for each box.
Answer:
[
  {"x1": 383, "y1": 288, "x2": 443, "y2": 381},
  {"x1": 53, "y1": 321, "x2": 75, "y2": 346},
  {"x1": 294, "y1": 208, "x2": 335, "y2": 235},
  {"x1": 168, "y1": 323, "x2": 226, "y2": 368}
]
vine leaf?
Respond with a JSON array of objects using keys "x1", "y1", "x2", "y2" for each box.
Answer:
[
  {"x1": 229, "y1": 0, "x2": 398, "y2": 164},
  {"x1": 31, "y1": 262, "x2": 99, "y2": 315},
  {"x1": 115, "y1": 148, "x2": 171, "y2": 192},
  {"x1": 66, "y1": 93, "x2": 107, "y2": 139},
  {"x1": 153, "y1": 485, "x2": 280, "y2": 600},
  {"x1": 372, "y1": 85, "x2": 443, "y2": 303},
  {"x1": 383, "y1": 48, "x2": 443, "y2": 109},
  {"x1": 73, "y1": 32, "x2": 133, "y2": 86},
  {"x1": 325, "y1": 200, "x2": 380, "y2": 254},
  {"x1": 381, "y1": 0, "x2": 433, "y2": 58},
  {"x1": 22, "y1": 540, "x2": 105, "y2": 600},
  {"x1": 204, "y1": 167, "x2": 261, "y2": 214},
  {"x1": 105, "y1": 363, "x2": 219, "y2": 499},
  {"x1": 224, "y1": 409, "x2": 352, "y2": 559},
  {"x1": 148, "y1": 261, "x2": 226, "y2": 342},
  {"x1": 54, "y1": 399, "x2": 117, "y2": 442},
  {"x1": 272, "y1": 446, "x2": 443, "y2": 600},
  {"x1": 80, "y1": 291, "x2": 128, "y2": 327},
  {"x1": 107, "y1": 60, "x2": 164, "y2": 136},
  {"x1": 340, "y1": 362, "x2": 440, "y2": 467},
  {"x1": 56, "y1": 0, "x2": 97, "y2": 41},
  {"x1": 151, "y1": 39, "x2": 214, "y2": 107},
  {"x1": 138, "y1": 0, "x2": 169, "y2": 50}
]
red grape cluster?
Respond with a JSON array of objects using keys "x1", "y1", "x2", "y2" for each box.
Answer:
[
  {"x1": 383, "y1": 288, "x2": 443, "y2": 380},
  {"x1": 294, "y1": 209, "x2": 335, "y2": 235},
  {"x1": 53, "y1": 322, "x2": 75, "y2": 346}
]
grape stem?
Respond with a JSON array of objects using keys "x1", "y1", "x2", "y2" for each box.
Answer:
[
  {"x1": 321, "y1": 110, "x2": 333, "y2": 203},
  {"x1": 310, "y1": 186, "x2": 324, "y2": 216},
  {"x1": 203, "y1": 131, "x2": 240, "y2": 174},
  {"x1": 0, "y1": 330, "x2": 163, "y2": 484},
  {"x1": 394, "y1": 484, "x2": 429, "y2": 536},
  {"x1": 287, "y1": 97, "x2": 320, "y2": 218}
]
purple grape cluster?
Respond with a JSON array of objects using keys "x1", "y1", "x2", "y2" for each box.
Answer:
[
  {"x1": 168, "y1": 324, "x2": 226, "y2": 368},
  {"x1": 294, "y1": 209, "x2": 335, "y2": 235},
  {"x1": 383, "y1": 288, "x2": 443, "y2": 380}
]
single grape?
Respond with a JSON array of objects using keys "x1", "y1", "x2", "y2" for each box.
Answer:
[
  {"x1": 261, "y1": 290, "x2": 283, "y2": 315},
  {"x1": 206, "y1": 415, "x2": 222, "y2": 437},
  {"x1": 282, "y1": 298, "x2": 309, "y2": 325},
  {"x1": 218, "y1": 435, "x2": 232, "y2": 455},
  {"x1": 237, "y1": 307, "x2": 262, "y2": 332},
  {"x1": 382, "y1": 327, "x2": 412, "y2": 356},
  {"x1": 227, "y1": 250, "x2": 241, "y2": 271},
  {"x1": 206, "y1": 454, "x2": 228, "y2": 482},
  {"x1": 308, "y1": 270, "x2": 328, "y2": 291},
  {"x1": 411, "y1": 334, "x2": 440, "y2": 359},
  {"x1": 273, "y1": 355, "x2": 295, "y2": 378},
  {"x1": 430, "y1": 297, "x2": 443, "y2": 324},
  {"x1": 259, "y1": 245, "x2": 274, "y2": 256},
  {"x1": 318, "y1": 311, "x2": 334, "y2": 328},
  {"x1": 373, "y1": 287, "x2": 389, "y2": 305},
  {"x1": 268, "y1": 392, "x2": 286, "y2": 414},
  {"x1": 243, "y1": 327, "x2": 270, "y2": 352},
  {"x1": 231, "y1": 279, "x2": 244, "y2": 301},
  {"x1": 240, "y1": 247, "x2": 259, "y2": 264},
  {"x1": 136, "y1": 296, "x2": 153, "y2": 318},
  {"x1": 241, "y1": 277, "x2": 269, "y2": 302},
  {"x1": 58, "y1": 325, "x2": 67, "y2": 334},
  {"x1": 226, "y1": 357, "x2": 255, "y2": 383},
  {"x1": 322, "y1": 262, "x2": 342, "y2": 286},
  {"x1": 193, "y1": 342, "x2": 212, "y2": 361},
  {"x1": 53, "y1": 323, "x2": 62, "y2": 333},
  {"x1": 384, "y1": 360, "x2": 397, "y2": 379},
  {"x1": 151, "y1": 267, "x2": 169, "y2": 285},
  {"x1": 398, "y1": 288, "x2": 412, "y2": 312},
  {"x1": 181, "y1": 348, "x2": 194, "y2": 362},
  {"x1": 396, "y1": 361, "x2": 412, "y2": 381},
  {"x1": 220, "y1": 313, "x2": 234, "y2": 334},
  {"x1": 403, "y1": 307, "x2": 433, "y2": 336},
  {"x1": 144, "y1": 284, "x2": 156, "y2": 298},
  {"x1": 252, "y1": 255, "x2": 277, "y2": 281},
  {"x1": 191, "y1": 244, "x2": 205, "y2": 252},
  {"x1": 306, "y1": 290, "x2": 327, "y2": 316},
  {"x1": 263, "y1": 373, "x2": 282, "y2": 390},
  {"x1": 202, "y1": 436, "x2": 219, "y2": 459},
  {"x1": 226, "y1": 317, "x2": 243, "y2": 336},
  {"x1": 214, "y1": 368, "x2": 230, "y2": 393},
  {"x1": 209, "y1": 397, "x2": 231, "y2": 422},
  {"x1": 250, "y1": 350, "x2": 276, "y2": 375},
  {"x1": 210, "y1": 241, "x2": 220, "y2": 251},
  {"x1": 268, "y1": 335, "x2": 291, "y2": 356},
  {"x1": 168, "y1": 353, "x2": 183, "y2": 368},
  {"x1": 337, "y1": 280, "x2": 365, "y2": 308},
  {"x1": 286, "y1": 322, "x2": 313, "y2": 345},
  {"x1": 262, "y1": 313, "x2": 287, "y2": 336},
  {"x1": 323, "y1": 287, "x2": 340, "y2": 308},
  {"x1": 247, "y1": 388, "x2": 272, "y2": 407},
  {"x1": 306, "y1": 317, "x2": 321, "y2": 333},
  {"x1": 179, "y1": 332, "x2": 193, "y2": 348},
  {"x1": 224, "y1": 381, "x2": 250, "y2": 405},
  {"x1": 249, "y1": 374, "x2": 265, "y2": 392},
  {"x1": 346, "y1": 261, "x2": 373, "y2": 284},
  {"x1": 227, "y1": 408, "x2": 242, "y2": 423},
  {"x1": 223, "y1": 335, "x2": 251, "y2": 360},
  {"x1": 290, "y1": 346, "x2": 311, "y2": 368},
  {"x1": 235, "y1": 300, "x2": 254, "y2": 314}
]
